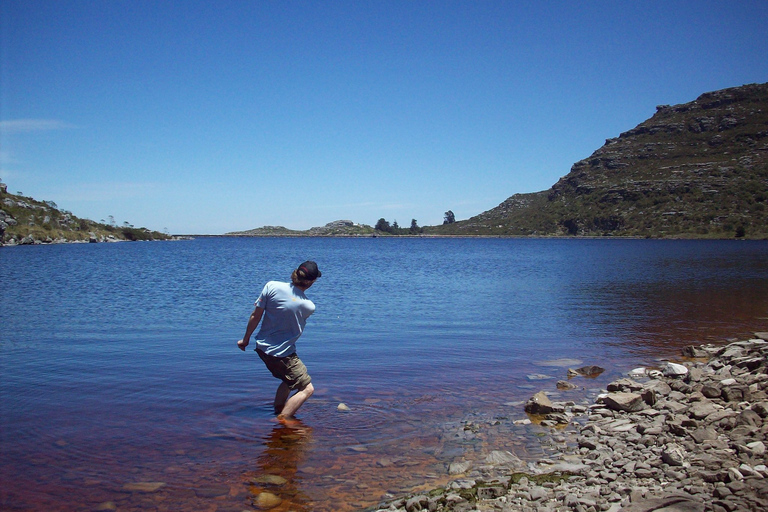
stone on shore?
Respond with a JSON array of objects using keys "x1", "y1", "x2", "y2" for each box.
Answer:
[
  {"x1": 373, "y1": 333, "x2": 768, "y2": 512},
  {"x1": 602, "y1": 391, "x2": 647, "y2": 412},
  {"x1": 524, "y1": 391, "x2": 553, "y2": 414}
]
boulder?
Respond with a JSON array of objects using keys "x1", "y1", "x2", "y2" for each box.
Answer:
[
  {"x1": 688, "y1": 400, "x2": 720, "y2": 420},
  {"x1": 722, "y1": 384, "x2": 750, "y2": 402},
  {"x1": 607, "y1": 378, "x2": 644, "y2": 392},
  {"x1": 700, "y1": 384, "x2": 722, "y2": 399},
  {"x1": 524, "y1": 391, "x2": 554, "y2": 414},
  {"x1": 567, "y1": 365, "x2": 605, "y2": 377},
  {"x1": 661, "y1": 444, "x2": 687, "y2": 466},
  {"x1": 448, "y1": 461, "x2": 472, "y2": 475},
  {"x1": 602, "y1": 392, "x2": 646, "y2": 412},
  {"x1": 682, "y1": 345, "x2": 710, "y2": 358},
  {"x1": 618, "y1": 493, "x2": 705, "y2": 511},
  {"x1": 664, "y1": 362, "x2": 689, "y2": 378},
  {"x1": 484, "y1": 450, "x2": 524, "y2": 467}
]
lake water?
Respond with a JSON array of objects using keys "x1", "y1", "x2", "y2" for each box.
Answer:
[{"x1": 2, "y1": 237, "x2": 767, "y2": 511}]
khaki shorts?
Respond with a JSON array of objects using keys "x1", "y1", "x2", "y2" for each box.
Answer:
[{"x1": 256, "y1": 349, "x2": 312, "y2": 390}]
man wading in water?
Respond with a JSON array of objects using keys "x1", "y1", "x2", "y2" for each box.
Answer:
[{"x1": 237, "y1": 261, "x2": 321, "y2": 420}]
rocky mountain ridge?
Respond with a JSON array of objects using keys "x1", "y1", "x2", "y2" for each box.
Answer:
[{"x1": 428, "y1": 82, "x2": 768, "y2": 238}]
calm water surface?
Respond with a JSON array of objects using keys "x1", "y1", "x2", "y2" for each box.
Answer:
[{"x1": 2, "y1": 237, "x2": 767, "y2": 511}]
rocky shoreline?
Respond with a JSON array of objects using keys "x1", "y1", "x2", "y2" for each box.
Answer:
[{"x1": 369, "y1": 333, "x2": 768, "y2": 512}]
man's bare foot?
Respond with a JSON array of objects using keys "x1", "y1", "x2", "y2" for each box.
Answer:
[{"x1": 277, "y1": 414, "x2": 302, "y2": 427}]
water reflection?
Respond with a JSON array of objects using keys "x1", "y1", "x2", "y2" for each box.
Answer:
[
  {"x1": 245, "y1": 420, "x2": 313, "y2": 511},
  {"x1": 570, "y1": 270, "x2": 768, "y2": 358}
]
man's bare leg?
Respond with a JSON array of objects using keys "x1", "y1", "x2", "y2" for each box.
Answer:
[
  {"x1": 278, "y1": 383, "x2": 314, "y2": 419},
  {"x1": 274, "y1": 382, "x2": 291, "y2": 414}
]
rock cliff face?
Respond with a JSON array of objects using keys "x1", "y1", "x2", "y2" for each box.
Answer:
[{"x1": 436, "y1": 83, "x2": 768, "y2": 238}]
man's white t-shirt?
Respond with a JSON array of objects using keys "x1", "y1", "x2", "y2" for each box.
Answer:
[{"x1": 254, "y1": 281, "x2": 315, "y2": 357}]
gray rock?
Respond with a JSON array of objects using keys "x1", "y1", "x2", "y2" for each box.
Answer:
[
  {"x1": 568, "y1": 365, "x2": 605, "y2": 377},
  {"x1": 664, "y1": 362, "x2": 689, "y2": 378},
  {"x1": 688, "y1": 401, "x2": 719, "y2": 420},
  {"x1": 607, "y1": 378, "x2": 644, "y2": 392},
  {"x1": 682, "y1": 346, "x2": 710, "y2": 358},
  {"x1": 721, "y1": 385, "x2": 750, "y2": 402},
  {"x1": 529, "y1": 486, "x2": 549, "y2": 501},
  {"x1": 701, "y1": 384, "x2": 722, "y2": 399},
  {"x1": 405, "y1": 495, "x2": 427, "y2": 512},
  {"x1": 484, "y1": 450, "x2": 523, "y2": 466},
  {"x1": 476, "y1": 485, "x2": 505, "y2": 500},
  {"x1": 644, "y1": 380, "x2": 672, "y2": 396},
  {"x1": 690, "y1": 427, "x2": 718, "y2": 444},
  {"x1": 662, "y1": 445, "x2": 687, "y2": 466},
  {"x1": 602, "y1": 392, "x2": 646, "y2": 412},
  {"x1": 737, "y1": 409, "x2": 762, "y2": 427},
  {"x1": 524, "y1": 391, "x2": 554, "y2": 414},
  {"x1": 448, "y1": 461, "x2": 472, "y2": 475}
]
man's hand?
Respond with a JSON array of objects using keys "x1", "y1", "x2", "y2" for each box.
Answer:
[{"x1": 237, "y1": 339, "x2": 249, "y2": 351}]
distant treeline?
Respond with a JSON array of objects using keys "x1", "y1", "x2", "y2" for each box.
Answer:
[{"x1": 375, "y1": 210, "x2": 456, "y2": 234}]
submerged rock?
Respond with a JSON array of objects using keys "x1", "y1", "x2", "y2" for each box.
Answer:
[
  {"x1": 567, "y1": 365, "x2": 605, "y2": 377},
  {"x1": 254, "y1": 491, "x2": 282, "y2": 509},
  {"x1": 122, "y1": 481, "x2": 166, "y2": 493}
]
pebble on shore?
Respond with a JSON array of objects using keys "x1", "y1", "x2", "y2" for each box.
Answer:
[{"x1": 370, "y1": 333, "x2": 768, "y2": 512}]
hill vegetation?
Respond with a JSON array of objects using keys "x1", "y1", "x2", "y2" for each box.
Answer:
[
  {"x1": 226, "y1": 220, "x2": 376, "y2": 237},
  {"x1": 424, "y1": 82, "x2": 768, "y2": 238},
  {"x1": 0, "y1": 183, "x2": 171, "y2": 245}
]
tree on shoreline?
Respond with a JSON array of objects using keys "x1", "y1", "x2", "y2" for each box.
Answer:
[{"x1": 375, "y1": 217, "x2": 423, "y2": 235}]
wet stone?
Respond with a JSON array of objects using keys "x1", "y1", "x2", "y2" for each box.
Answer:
[
  {"x1": 122, "y1": 481, "x2": 166, "y2": 493},
  {"x1": 251, "y1": 474, "x2": 288, "y2": 486},
  {"x1": 193, "y1": 485, "x2": 230, "y2": 498},
  {"x1": 254, "y1": 491, "x2": 282, "y2": 509}
]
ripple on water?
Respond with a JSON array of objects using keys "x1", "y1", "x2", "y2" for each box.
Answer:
[{"x1": 301, "y1": 399, "x2": 405, "y2": 433}]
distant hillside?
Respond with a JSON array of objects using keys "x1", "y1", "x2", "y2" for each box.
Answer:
[
  {"x1": 426, "y1": 82, "x2": 768, "y2": 238},
  {"x1": 226, "y1": 220, "x2": 377, "y2": 237},
  {"x1": 0, "y1": 183, "x2": 171, "y2": 245}
]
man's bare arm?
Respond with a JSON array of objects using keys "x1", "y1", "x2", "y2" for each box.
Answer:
[{"x1": 237, "y1": 306, "x2": 264, "y2": 351}]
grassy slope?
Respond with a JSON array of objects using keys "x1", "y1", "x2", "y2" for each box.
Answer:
[{"x1": 0, "y1": 188, "x2": 170, "y2": 243}]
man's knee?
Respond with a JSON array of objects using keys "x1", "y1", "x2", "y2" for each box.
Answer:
[{"x1": 302, "y1": 382, "x2": 314, "y2": 397}]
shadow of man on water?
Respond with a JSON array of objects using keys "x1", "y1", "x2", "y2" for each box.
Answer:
[{"x1": 245, "y1": 419, "x2": 314, "y2": 511}]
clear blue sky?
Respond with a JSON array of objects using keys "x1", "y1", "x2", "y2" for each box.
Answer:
[{"x1": 2, "y1": 1, "x2": 767, "y2": 234}]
